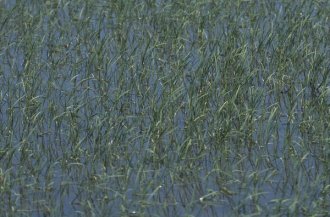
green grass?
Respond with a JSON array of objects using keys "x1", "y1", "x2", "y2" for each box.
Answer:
[{"x1": 0, "y1": 0, "x2": 329, "y2": 216}]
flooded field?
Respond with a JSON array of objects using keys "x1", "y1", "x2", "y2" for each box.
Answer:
[{"x1": 0, "y1": 1, "x2": 329, "y2": 216}]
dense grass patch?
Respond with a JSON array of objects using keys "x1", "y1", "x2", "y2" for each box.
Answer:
[{"x1": 0, "y1": 1, "x2": 329, "y2": 216}]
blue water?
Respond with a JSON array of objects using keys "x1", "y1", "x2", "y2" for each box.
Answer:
[{"x1": 1, "y1": 1, "x2": 329, "y2": 216}]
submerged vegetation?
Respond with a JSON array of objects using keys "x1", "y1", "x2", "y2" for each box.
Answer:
[{"x1": 0, "y1": 0, "x2": 329, "y2": 216}]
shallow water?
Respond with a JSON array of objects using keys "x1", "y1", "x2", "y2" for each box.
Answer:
[{"x1": 0, "y1": 1, "x2": 329, "y2": 216}]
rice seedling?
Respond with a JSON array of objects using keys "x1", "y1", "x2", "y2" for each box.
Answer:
[{"x1": 0, "y1": 0, "x2": 329, "y2": 216}]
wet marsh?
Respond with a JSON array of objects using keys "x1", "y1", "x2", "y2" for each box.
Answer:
[{"x1": 0, "y1": 1, "x2": 329, "y2": 216}]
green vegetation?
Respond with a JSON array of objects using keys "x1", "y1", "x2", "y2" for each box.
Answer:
[{"x1": 0, "y1": 0, "x2": 329, "y2": 216}]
